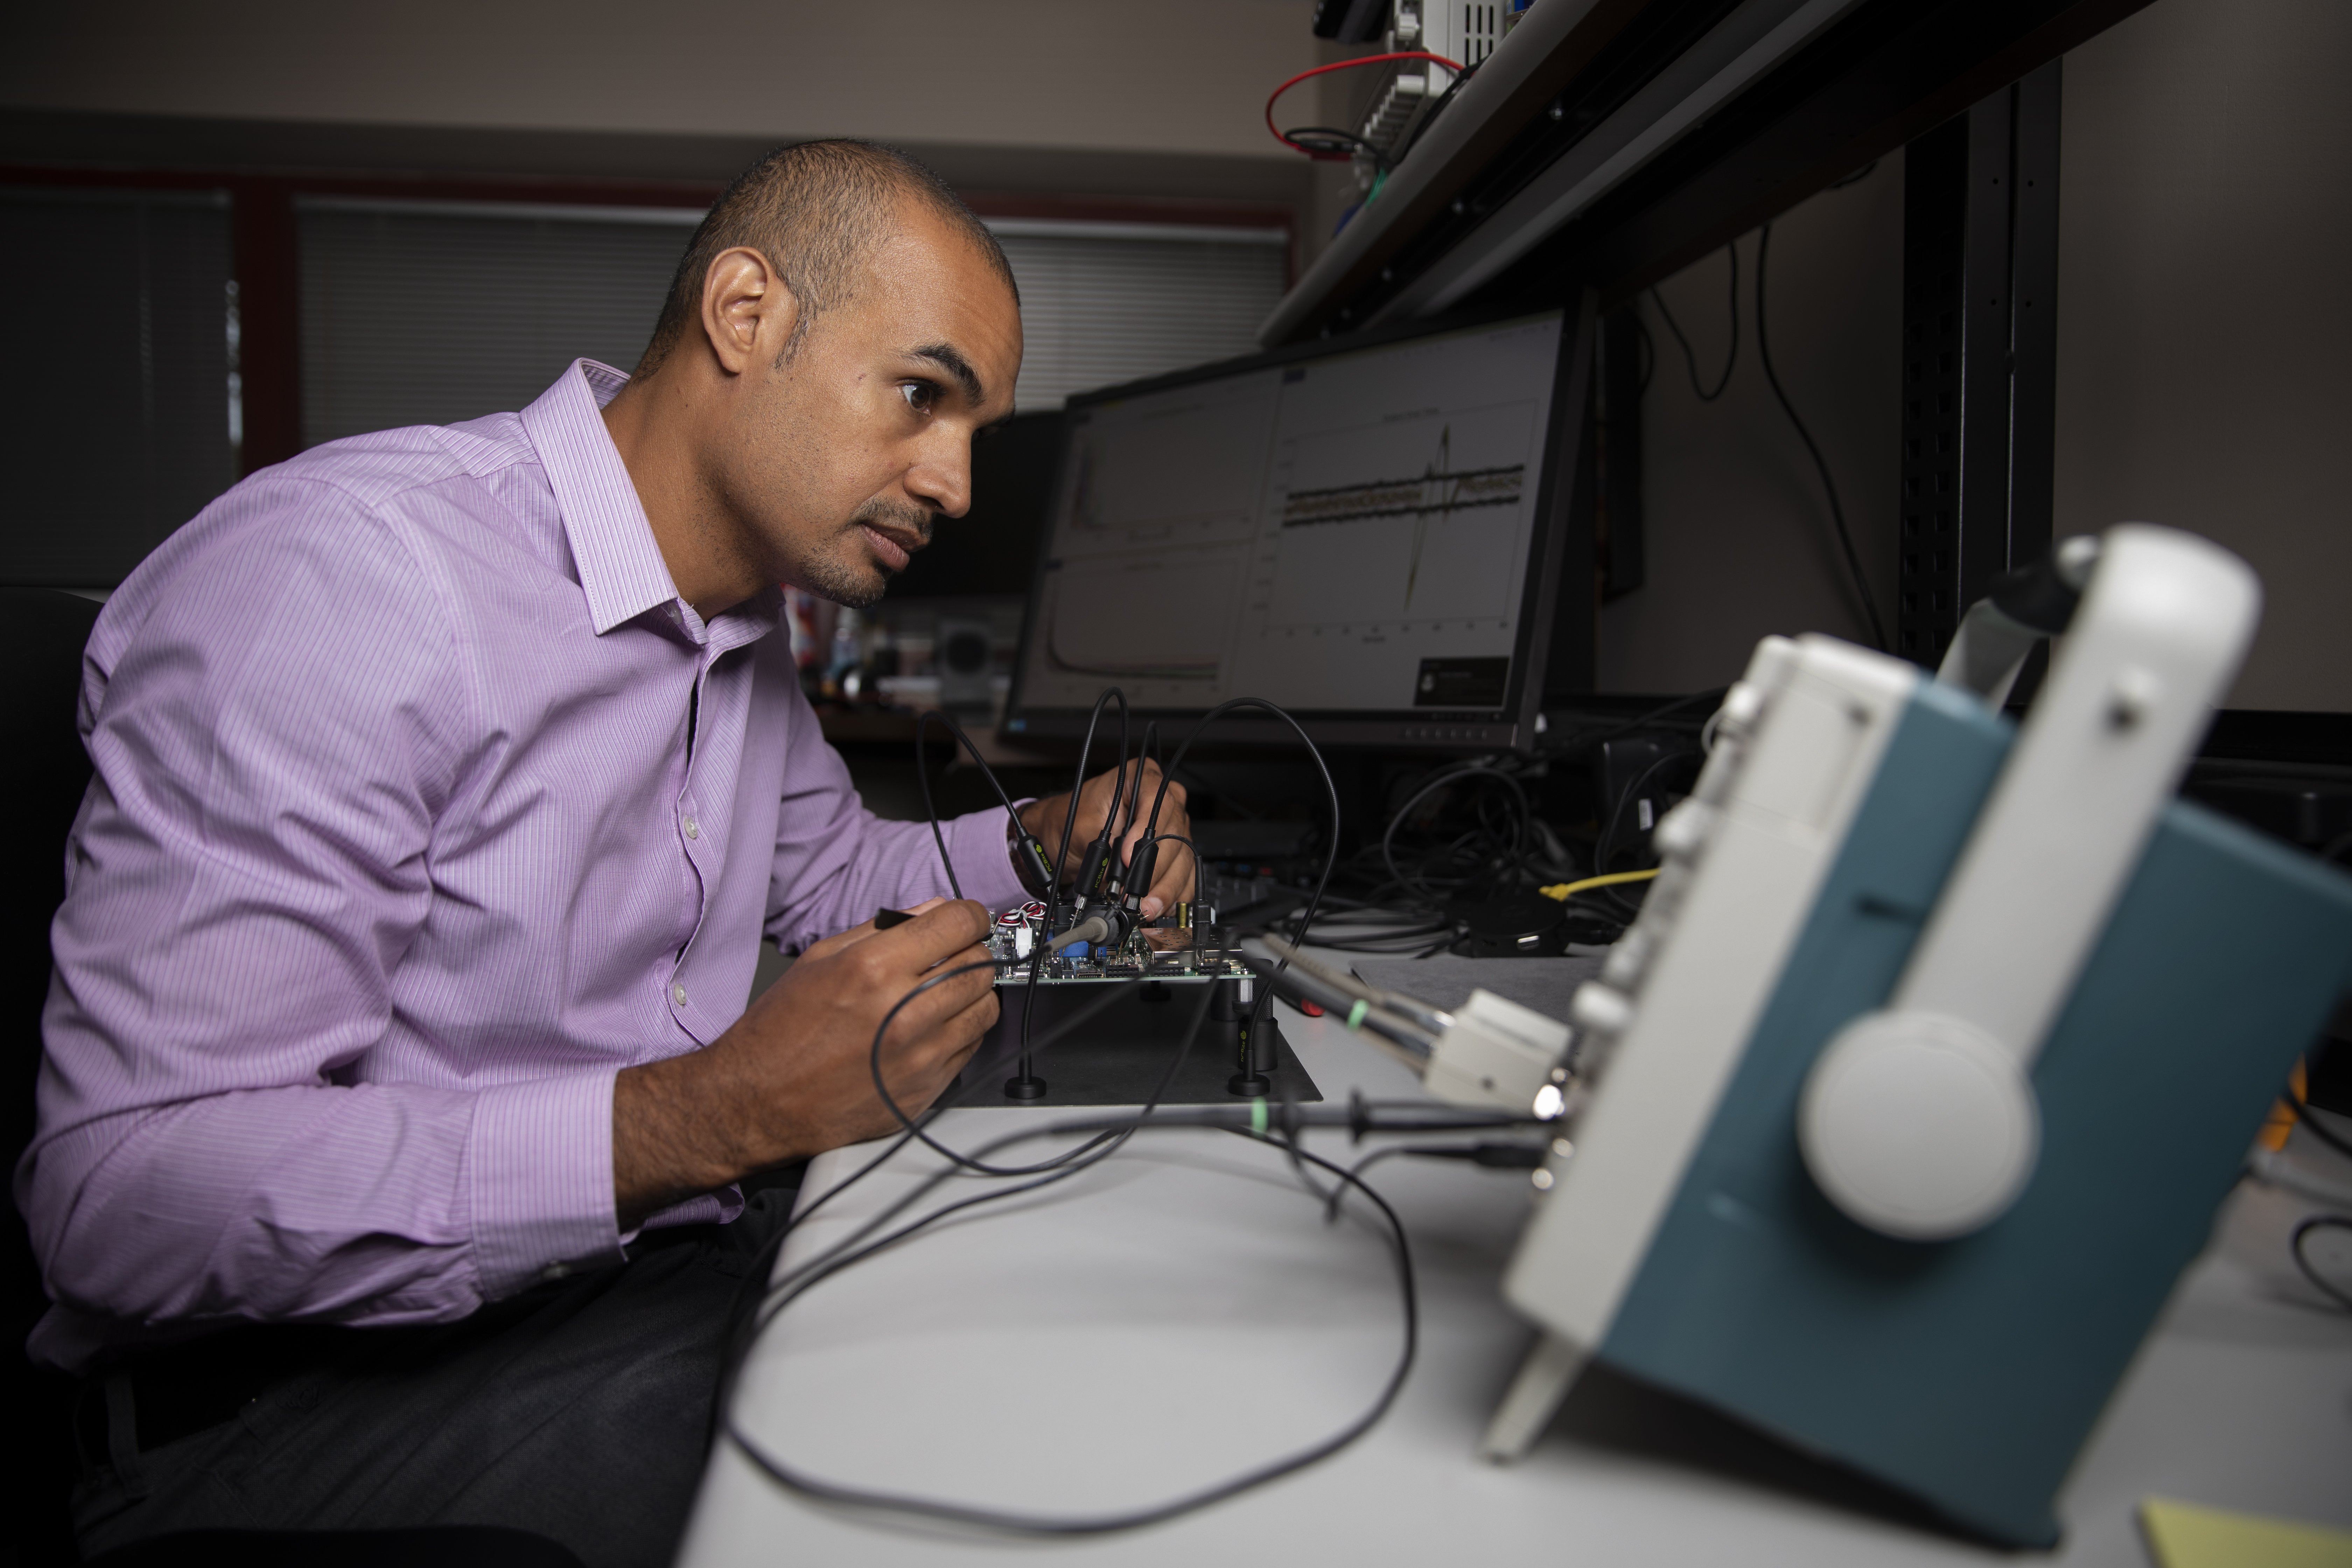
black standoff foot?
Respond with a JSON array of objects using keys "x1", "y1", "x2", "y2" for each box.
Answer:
[
  {"x1": 1227, "y1": 1070, "x2": 1272, "y2": 1098},
  {"x1": 1004, "y1": 1073, "x2": 1049, "y2": 1101}
]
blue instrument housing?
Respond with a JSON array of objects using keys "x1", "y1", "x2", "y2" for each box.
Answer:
[{"x1": 1595, "y1": 682, "x2": 2352, "y2": 1546}]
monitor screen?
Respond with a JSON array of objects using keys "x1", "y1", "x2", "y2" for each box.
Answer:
[
  {"x1": 1003, "y1": 308, "x2": 1577, "y2": 750},
  {"x1": 887, "y1": 409, "x2": 1062, "y2": 599}
]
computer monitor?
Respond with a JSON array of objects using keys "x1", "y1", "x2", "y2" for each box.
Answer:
[
  {"x1": 886, "y1": 409, "x2": 1062, "y2": 599},
  {"x1": 1002, "y1": 306, "x2": 1583, "y2": 751}
]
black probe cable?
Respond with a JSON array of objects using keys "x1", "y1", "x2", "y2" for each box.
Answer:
[
  {"x1": 722, "y1": 1120, "x2": 1422, "y2": 1537},
  {"x1": 716, "y1": 971, "x2": 1223, "y2": 1440},
  {"x1": 1321, "y1": 1141, "x2": 1548, "y2": 1224},
  {"x1": 1056, "y1": 687, "x2": 1130, "y2": 901},
  {"x1": 1138, "y1": 832, "x2": 1205, "y2": 913},
  {"x1": 718, "y1": 690, "x2": 1171, "y2": 1428},
  {"x1": 913, "y1": 706, "x2": 1056, "y2": 898},
  {"x1": 1015, "y1": 687, "x2": 1130, "y2": 1090},
  {"x1": 868, "y1": 961, "x2": 1217, "y2": 1180},
  {"x1": 1093, "y1": 725, "x2": 1155, "y2": 905},
  {"x1": 750, "y1": 1102, "x2": 1524, "y2": 1346},
  {"x1": 762, "y1": 1086, "x2": 1524, "y2": 1344},
  {"x1": 1059, "y1": 831, "x2": 1205, "y2": 951},
  {"x1": 1137, "y1": 698, "x2": 1343, "y2": 1061},
  {"x1": 719, "y1": 707, "x2": 1046, "y2": 1413},
  {"x1": 913, "y1": 708, "x2": 970, "y2": 902},
  {"x1": 766, "y1": 985, "x2": 1251, "y2": 1325},
  {"x1": 708, "y1": 959, "x2": 1202, "y2": 1435},
  {"x1": 753, "y1": 1088, "x2": 1534, "y2": 1346}
]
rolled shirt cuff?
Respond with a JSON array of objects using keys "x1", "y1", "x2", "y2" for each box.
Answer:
[
  {"x1": 946, "y1": 804, "x2": 1034, "y2": 911},
  {"x1": 466, "y1": 1068, "x2": 628, "y2": 1299}
]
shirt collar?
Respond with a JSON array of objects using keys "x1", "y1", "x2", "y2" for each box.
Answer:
[{"x1": 517, "y1": 360, "x2": 779, "y2": 648}]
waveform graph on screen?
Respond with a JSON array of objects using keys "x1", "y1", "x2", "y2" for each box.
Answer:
[
  {"x1": 1260, "y1": 400, "x2": 1538, "y2": 628},
  {"x1": 1037, "y1": 545, "x2": 1245, "y2": 683},
  {"x1": 1057, "y1": 389, "x2": 1275, "y2": 556}
]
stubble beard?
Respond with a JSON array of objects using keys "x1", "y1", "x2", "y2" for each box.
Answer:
[{"x1": 792, "y1": 499, "x2": 934, "y2": 609}]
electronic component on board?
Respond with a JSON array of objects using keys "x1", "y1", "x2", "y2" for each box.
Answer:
[{"x1": 985, "y1": 905, "x2": 1255, "y2": 987}]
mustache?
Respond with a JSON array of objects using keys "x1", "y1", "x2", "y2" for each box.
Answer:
[{"x1": 850, "y1": 500, "x2": 936, "y2": 547}]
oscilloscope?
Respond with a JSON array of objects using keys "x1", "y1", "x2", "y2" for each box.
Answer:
[{"x1": 1002, "y1": 306, "x2": 1581, "y2": 750}]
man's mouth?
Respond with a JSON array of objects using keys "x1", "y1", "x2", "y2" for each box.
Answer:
[{"x1": 857, "y1": 523, "x2": 920, "y2": 573}]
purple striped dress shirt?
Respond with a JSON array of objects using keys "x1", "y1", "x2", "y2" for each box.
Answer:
[{"x1": 16, "y1": 360, "x2": 1024, "y2": 1371}]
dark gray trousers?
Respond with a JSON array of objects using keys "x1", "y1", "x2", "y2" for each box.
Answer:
[{"x1": 72, "y1": 1188, "x2": 793, "y2": 1568}]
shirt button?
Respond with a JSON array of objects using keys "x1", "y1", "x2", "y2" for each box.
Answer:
[
  {"x1": 672, "y1": 982, "x2": 689, "y2": 1007},
  {"x1": 684, "y1": 817, "x2": 700, "y2": 840}
]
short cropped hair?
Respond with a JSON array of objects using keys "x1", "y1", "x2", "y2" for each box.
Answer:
[{"x1": 638, "y1": 139, "x2": 1017, "y2": 375}]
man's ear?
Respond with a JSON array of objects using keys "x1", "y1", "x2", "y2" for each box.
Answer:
[{"x1": 699, "y1": 246, "x2": 800, "y2": 376}]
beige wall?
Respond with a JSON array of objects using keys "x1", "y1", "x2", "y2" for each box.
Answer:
[
  {"x1": 0, "y1": 1, "x2": 1320, "y2": 164},
  {"x1": 1598, "y1": 155, "x2": 1906, "y2": 694},
  {"x1": 2054, "y1": 0, "x2": 2352, "y2": 710}
]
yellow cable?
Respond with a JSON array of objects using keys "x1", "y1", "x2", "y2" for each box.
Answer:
[{"x1": 1539, "y1": 868, "x2": 1661, "y2": 902}]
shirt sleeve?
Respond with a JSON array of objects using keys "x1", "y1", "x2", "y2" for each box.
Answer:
[
  {"x1": 15, "y1": 475, "x2": 622, "y2": 1356},
  {"x1": 761, "y1": 686, "x2": 1029, "y2": 954}
]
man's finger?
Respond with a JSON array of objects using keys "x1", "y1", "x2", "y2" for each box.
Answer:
[
  {"x1": 801, "y1": 918, "x2": 878, "y2": 962},
  {"x1": 887, "y1": 985, "x2": 1001, "y2": 1119},
  {"x1": 1124, "y1": 768, "x2": 1180, "y2": 841},
  {"x1": 869, "y1": 944, "x2": 996, "y2": 1062},
  {"x1": 1149, "y1": 846, "x2": 1195, "y2": 912},
  {"x1": 899, "y1": 940, "x2": 998, "y2": 1017},
  {"x1": 936, "y1": 987, "x2": 1000, "y2": 1067},
  {"x1": 866, "y1": 898, "x2": 992, "y2": 971}
]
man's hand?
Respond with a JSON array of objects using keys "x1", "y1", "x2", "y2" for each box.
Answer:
[
  {"x1": 1018, "y1": 761, "x2": 1194, "y2": 919},
  {"x1": 612, "y1": 899, "x2": 997, "y2": 1228}
]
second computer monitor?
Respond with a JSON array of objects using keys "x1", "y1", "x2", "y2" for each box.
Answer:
[{"x1": 1005, "y1": 307, "x2": 1577, "y2": 750}]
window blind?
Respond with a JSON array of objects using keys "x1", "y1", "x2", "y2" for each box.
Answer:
[
  {"x1": 295, "y1": 201, "x2": 1290, "y2": 443},
  {"x1": 989, "y1": 221, "x2": 1289, "y2": 410},
  {"x1": 297, "y1": 199, "x2": 697, "y2": 447}
]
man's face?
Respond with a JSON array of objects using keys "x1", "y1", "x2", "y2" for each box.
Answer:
[{"x1": 716, "y1": 203, "x2": 1023, "y2": 608}]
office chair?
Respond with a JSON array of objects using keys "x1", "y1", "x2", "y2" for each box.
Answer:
[
  {"x1": 1, "y1": 588, "x2": 583, "y2": 1568},
  {"x1": 5, "y1": 586, "x2": 103, "y2": 1568}
]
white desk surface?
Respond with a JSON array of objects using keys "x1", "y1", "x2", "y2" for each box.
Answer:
[{"x1": 679, "y1": 996, "x2": 2352, "y2": 1568}]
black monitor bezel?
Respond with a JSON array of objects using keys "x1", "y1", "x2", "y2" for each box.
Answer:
[{"x1": 1000, "y1": 300, "x2": 1587, "y2": 755}]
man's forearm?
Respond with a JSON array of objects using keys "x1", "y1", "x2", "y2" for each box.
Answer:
[
  {"x1": 613, "y1": 1052, "x2": 770, "y2": 1231},
  {"x1": 611, "y1": 902, "x2": 1000, "y2": 1232},
  {"x1": 23, "y1": 1075, "x2": 592, "y2": 1340}
]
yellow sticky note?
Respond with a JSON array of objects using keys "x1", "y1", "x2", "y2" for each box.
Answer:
[{"x1": 2141, "y1": 1497, "x2": 2352, "y2": 1568}]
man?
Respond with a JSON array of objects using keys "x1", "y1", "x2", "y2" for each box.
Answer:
[{"x1": 18, "y1": 140, "x2": 1190, "y2": 1564}]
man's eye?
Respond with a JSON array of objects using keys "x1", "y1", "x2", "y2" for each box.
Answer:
[{"x1": 901, "y1": 382, "x2": 937, "y2": 413}]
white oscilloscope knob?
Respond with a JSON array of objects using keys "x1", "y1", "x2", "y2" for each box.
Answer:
[
  {"x1": 1798, "y1": 1009, "x2": 2040, "y2": 1241},
  {"x1": 1649, "y1": 799, "x2": 1714, "y2": 862}
]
